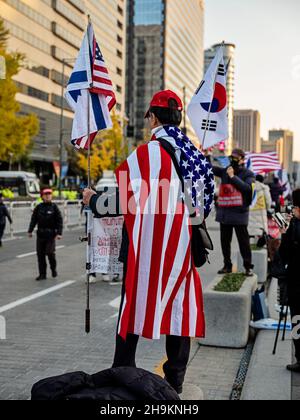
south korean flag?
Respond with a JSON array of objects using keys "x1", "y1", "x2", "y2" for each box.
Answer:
[{"x1": 187, "y1": 47, "x2": 229, "y2": 149}]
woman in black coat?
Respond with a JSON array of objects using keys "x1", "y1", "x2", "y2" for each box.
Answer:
[{"x1": 279, "y1": 189, "x2": 300, "y2": 372}]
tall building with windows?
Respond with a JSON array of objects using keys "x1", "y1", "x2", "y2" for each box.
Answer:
[
  {"x1": 1, "y1": 0, "x2": 126, "y2": 181},
  {"x1": 269, "y1": 129, "x2": 294, "y2": 175},
  {"x1": 233, "y1": 109, "x2": 261, "y2": 153},
  {"x1": 126, "y1": 0, "x2": 205, "y2": 144},
  {"x1": 205, "y1": 43, "x2": 236, "y2": 154}
]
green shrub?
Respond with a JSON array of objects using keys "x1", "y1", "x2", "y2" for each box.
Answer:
[{"x1": 214, "y1": 273, "x2": 247, "y2": 293}]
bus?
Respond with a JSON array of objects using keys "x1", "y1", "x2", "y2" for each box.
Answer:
[{"x1": 0, "y1": 171, "x2": 40, "y2": 198}]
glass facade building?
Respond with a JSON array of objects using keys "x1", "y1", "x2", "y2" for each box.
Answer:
[{"x1": 126, "y1": 0, "x2": 205, "y2": 143}]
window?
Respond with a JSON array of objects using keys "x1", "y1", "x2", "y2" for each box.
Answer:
[
  {"x1": 16, "y1": 82, "x2": 49, "y2": 102},
  {"x1": 116, "y1": 85, "x2": 122, "y2": 94},
  {"x1": 51, "y1": 93, "x2": 73, "y2": 112},
  {"x1": 51, "y1": 22, "x2": 80, "y2": 49},
  {"x1": 117, "y1": 35, "x2": 123, "y2": 45},
  {"x1": 67, "y1": 0, "x2": 85, "y2": 13},
  {"x1": 4, "y1": 20, "x2": 50, "y2": 54},
  {"x1": 117, "y1": 5, "x2": 123, "y2": 16},
  {"x1": 116, "y1": 67, "x2": 122, "y2": 76},
  {"x1": 4, "y1": 0, "x2": 51, "y2": 29},
  {"x1": 117, "y1": 50, "x2": 123, "y2": 59},
  {"x1": 52, "y1": 0, "x2": 85, "y2": 30},
  {"x1": 117, "y1": 20, "x2": 123, "y2": 30}
]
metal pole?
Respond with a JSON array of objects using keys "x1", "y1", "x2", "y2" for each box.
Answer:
[
  {"x1": 59, "y1": 59, "x2": 65, "y2": 199},
  {"x1": 85, "y1": 17, "x2": 92, "y2": 334}
]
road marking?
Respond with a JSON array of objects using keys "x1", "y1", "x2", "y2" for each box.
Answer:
[
  {"x1": 109, "y1": 296, "x2": 121, "y2": 309},
  {"x1": 0, "y1": 281, "x2": 75, "y2": 314},
  {"x1": 16, "y1": 245, "x2": 65, "y2": 259}
]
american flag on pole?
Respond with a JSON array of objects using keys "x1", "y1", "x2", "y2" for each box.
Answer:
[
  {"x1": 245, "y1": 152, "x2": 282, "y2": 174},
  {"x1": 65, "y1": 22, "x2": 116, "y2": 150},
  {"x1": 114, "y1": 127, "x2": 212, "y2": 340}
]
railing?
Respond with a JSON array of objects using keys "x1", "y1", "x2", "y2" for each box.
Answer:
[{"x1": 3, "y1": 200, "x2": 85, "y2": 238}]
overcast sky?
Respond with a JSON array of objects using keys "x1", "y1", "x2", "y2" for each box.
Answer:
[{"x1": 205, "y1": 0, "x2": 300, "y2": 160}]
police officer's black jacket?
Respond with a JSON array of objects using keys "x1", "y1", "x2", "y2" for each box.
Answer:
[
  {"x1": 280, "y1": 217, "x2": 300, "y2": 291},
  {"x1": 28, "y1": 202, "x2": 63, "y2": 238},
  {"x1": 0, "y1": 203, "x2": 12, "y2": 225}
]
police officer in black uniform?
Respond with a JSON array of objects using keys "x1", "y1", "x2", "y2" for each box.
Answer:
[
  {"x1": 0, "y1": 193, "x2": 12, "y2": 247},
  {"x1": 28, "y1": 189, "x2": 63, "y2": 281}
]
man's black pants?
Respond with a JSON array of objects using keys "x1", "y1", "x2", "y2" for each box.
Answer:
[
  {"x1": 0, "y1": 223, "x2": 5, "y2": 245},
  {"x1": 112, "y1": 263, "x2": 191, "y2": 394},
  {"x1": 288, "y1": 291, "x2": 300, "y2": 362},
  {"x1": 36, "y1": 236, "x2": 56, "y2": 276},
  {"x1": 220, "y1": 224, "x2": 252, "y2": 270}
]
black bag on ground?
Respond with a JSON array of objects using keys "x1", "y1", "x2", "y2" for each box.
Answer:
[
  {"x1": 158, "y1": 138, "x2": 213, "y2": 268},
  {"x1": 31, "y1": 367, "x2": 180, "y2": 401}
]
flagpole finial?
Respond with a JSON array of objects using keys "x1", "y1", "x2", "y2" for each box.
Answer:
[{"x1": 88, "y1": 14, "x2": 92, "y2": 24}]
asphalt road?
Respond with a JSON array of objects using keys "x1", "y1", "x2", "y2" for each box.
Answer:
[{"x1": 0, "y1": 220, "x2": 238, "y2": 400}]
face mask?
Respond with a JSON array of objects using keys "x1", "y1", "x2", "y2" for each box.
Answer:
[{"x1": 230, "y1": 156, "x2": 240, "y2": 169}]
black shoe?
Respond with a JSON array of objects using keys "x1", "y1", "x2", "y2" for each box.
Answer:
[
  {"x1": 52, "y1": 271, "x2": 58, "y2": 278},
  {"x1": 287, "y1": 362, "x2": 300, "y2": 373},
  {"x1": 245, "y1": 269, "x2": 254, "y2": 277},
  {"x1": 36, "y1": 275, "x2": 46, "y2": 281},
  {"x1": 218, "y1": 266, "x2": 232, "y2": 275}
]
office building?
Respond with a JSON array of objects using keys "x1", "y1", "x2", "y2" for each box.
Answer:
[
  {"x1": 1, "y1": 0, "x2": 127, "y2": 181},
  {"x1": 126, "y1": 0, "x2": 205, "y2": 144},
  {"x1": 269, "y1": 129, "x2": 294, "y2": 174},
  {"x1": 233, "y1": 109, "x2": 261, "y2": 152}
]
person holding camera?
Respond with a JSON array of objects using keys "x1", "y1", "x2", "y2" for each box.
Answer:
[
  {"x1": 279, "y1": 189, "x2": 300, "y2": 372},
  {"x1": 213, "y1": 149, "x2": 255, "y2": 276}
]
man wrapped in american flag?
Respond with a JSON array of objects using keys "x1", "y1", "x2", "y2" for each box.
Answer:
[{"x1": 83, "y1": 90, "x2": 214, "y2": 394}]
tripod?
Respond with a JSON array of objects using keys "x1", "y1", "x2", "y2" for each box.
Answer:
[{"x1": 273, "y1": 281, "x2": 289, "y2": 355}]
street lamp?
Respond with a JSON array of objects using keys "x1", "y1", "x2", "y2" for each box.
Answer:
[{"x1": 58, "y1": 58, "x2": 76, "y2": 198}]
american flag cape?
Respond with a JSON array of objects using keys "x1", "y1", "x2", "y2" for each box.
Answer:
[
  {"x1": 245, "y1": 152, "x2": 282, "y2": 174},
  {"x1": 115, "y1": 126, "x2": 214, "y2": 340},
  {"x1": 65, "y1": 22, "x2": 116, "y2": 150}
]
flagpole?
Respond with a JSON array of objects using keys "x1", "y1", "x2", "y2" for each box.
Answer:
[
  {"x1": 85, "y1": 15, "x2": 92, "y2": 334},
  {"x1": 202, "y1": 41, "x2": 225, "y2": 151}
]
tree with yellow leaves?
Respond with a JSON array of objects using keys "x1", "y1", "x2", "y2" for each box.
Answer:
[
  {"x1": 0, "y1": 19, "x2": 39, "y2": 165},
  {"x1": 76, "y1": 113, "x2": 127, "y2": 183}
]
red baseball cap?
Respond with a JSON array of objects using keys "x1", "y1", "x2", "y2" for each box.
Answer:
[
  {"x1": 145, "y1": 90, "x2": 183, "y2": 118},
  {"x1": 41, "y1": 188, "x2": 53, "y2": 196}
]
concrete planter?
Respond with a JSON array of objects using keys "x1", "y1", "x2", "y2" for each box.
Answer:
[
  {"x1": 238, "y1": 248, "x2": 268, "y2": 284},
  {"x1": 199, "y1": 274, "x2": 258, "y2": 349}
]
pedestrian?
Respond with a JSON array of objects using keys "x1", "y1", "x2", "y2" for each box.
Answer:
[
  {"x1": 28, "y1": 188, "x2": 63, "y2": 281},
  {"x1": 279, "y1": 189, "x2": 300, "y2": 373},
  {"x1": 83, "y1": 90, "x2": 214, "y2": 394},
  {"x1": 0, "y1": 193, "x2": 12, "y2": 247},
  {"x1": 213, "y1": 148, "x2": 255, "y2": 276},
  {"x1": 248, "y1": 174, "x2": 272, "y2": 238},
  {"x1": 269, "y1": 177, "x2": 286, "y2": 212}
]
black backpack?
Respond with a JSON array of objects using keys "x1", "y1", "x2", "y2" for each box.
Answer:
[{"x1": 158, "y1": 138, "x2": 213, "y2": 267}]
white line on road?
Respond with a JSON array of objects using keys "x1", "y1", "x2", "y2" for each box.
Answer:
[
  {"x1": 16, "y1": 245, "x2": 65, "y2": 259},
  {"x1": 0, "y1": 281, "x2": 75, "y2": 314},
  {"x1": 109, "y1": 296, "x2": 121, "y2": 309}
]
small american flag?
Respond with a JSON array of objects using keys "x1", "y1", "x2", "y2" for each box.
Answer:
[
  {"x1": 246, "y1": 152, "x2": 282, "y2": 174},
  {"x1": 91, "y1": 38, "x2": 116, "y2": 111}
]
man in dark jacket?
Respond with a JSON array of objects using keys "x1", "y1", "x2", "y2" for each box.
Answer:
[
  {"x1": 279, "y1": 189, "x2": 300, "y2": 373},
  {"x1": 269, "y1": 177, "x2": 286, "y2": 211},
  {"x1": 214, "y1": 149, "x2": 255, "y2": 276},
  {"x1": 28, "y1": 189, "x2": 63, "y2": 281},
  {"x1": 0, "y1": 193, "x2": 12, "y2": 247}
]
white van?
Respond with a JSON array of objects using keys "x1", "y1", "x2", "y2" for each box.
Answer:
[
  {"x1": 95, "y1": 170, "x2": 118, "y2": 192},
  {"x1": 0, "y1": 171, "x2": 40, "y2": 198}
]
